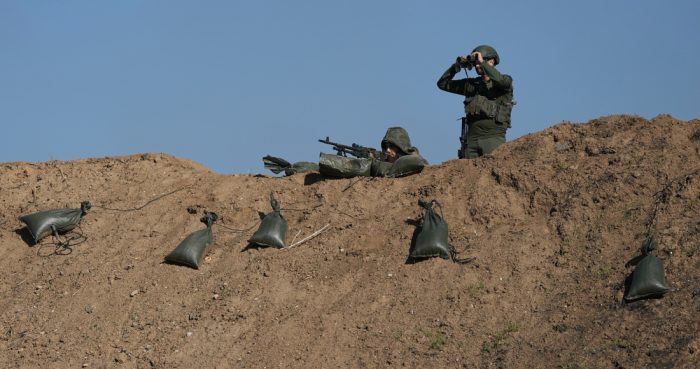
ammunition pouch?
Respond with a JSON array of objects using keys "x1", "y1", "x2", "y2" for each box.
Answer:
[{"x1": 465, "y1": 95, "x2": 513, "y2": 127}]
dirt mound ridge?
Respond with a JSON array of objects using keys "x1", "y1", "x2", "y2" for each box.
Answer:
[{"x1": 1, "y1": 115, "x2": 698, "y2": 369}]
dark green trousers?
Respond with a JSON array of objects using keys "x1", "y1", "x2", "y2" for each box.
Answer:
[{"x1": 465, "y1": 136, "x2": 506, "y2": 159}]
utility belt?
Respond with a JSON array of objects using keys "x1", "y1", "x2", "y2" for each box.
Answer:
[{"x1": 464, "y1": 95, "x2": 513, "y2": 127}]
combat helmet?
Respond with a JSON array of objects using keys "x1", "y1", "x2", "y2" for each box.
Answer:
[
  {"x1": 472, "y1": 45, "x2": 500, "y2": 65},
  {"x1": 381, "y1": 127, "x2": 416, "y2": 155}
]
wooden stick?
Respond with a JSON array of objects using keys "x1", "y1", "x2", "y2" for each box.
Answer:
[
  {"x1": 290, "y1": 229, "x2": 302, "y2": 245},
  {"x1": 285, "y1": 224, "x2": 331, "y2": 250}
]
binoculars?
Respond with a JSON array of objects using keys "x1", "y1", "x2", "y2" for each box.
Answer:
[{"x1": 457, "y1": 55, "x2": 477, "y2": 69}]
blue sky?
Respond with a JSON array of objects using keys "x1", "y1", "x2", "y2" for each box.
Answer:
[{"x1": 2, "y1": 1, "x2": 699, "y2": 174}]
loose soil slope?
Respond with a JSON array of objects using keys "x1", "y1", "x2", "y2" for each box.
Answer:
[{"x1": 0, "y1": 115, "x2": 698, "y2": 369}]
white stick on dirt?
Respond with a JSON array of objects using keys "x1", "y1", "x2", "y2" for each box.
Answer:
[
  {"x1": 285, "y1": 224, "x2": 331, "y2": 250},
  {"x1": 290, "y1": 229, "x2": 302, "y2": 245}
]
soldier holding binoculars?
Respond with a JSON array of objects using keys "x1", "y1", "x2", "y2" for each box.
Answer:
[{"x1": 437, "y1": 45, "x2": 515, "y2": 159}]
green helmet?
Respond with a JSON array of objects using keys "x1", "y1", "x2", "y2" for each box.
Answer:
[
  {"x1": 472, "y1": 45, "x2": 500, "y2": 65},
  {"x1": 381, "y1": 127, "x2": 416, "y2": 155}
]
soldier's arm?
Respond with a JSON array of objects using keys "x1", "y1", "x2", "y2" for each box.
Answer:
[
  {"x1": 370, "y1": 154, "x2": 425, "y2": 178},
  {"x1": 481, "y1": 63, "x2": 513, "y2": 91},
  {"x1": 437, "y1": 63, "x2": 475, "y2": 96}
]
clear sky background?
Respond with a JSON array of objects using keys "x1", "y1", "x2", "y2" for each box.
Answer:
[{"x1": 2, "y1": 1, "x2": 699, "y2": 174}]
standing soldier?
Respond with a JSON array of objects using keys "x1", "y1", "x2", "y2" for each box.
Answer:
[{"x1": 437, "y1": 45, "x2": 514, "y2": 159}]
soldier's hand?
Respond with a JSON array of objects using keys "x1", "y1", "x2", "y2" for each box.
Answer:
[{"x1": 473, "y1": 51, "x2": 483, "y2": 64}]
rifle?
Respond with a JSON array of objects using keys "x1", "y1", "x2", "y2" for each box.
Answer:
[
  {"x1": 318, "y1": 137, "x2": 383, "y2": 160},
  {"x1": 458, "y1": 117, "x2": 468, "y2": 159}
]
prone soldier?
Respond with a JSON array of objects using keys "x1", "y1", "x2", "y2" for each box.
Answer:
[{"x1": 264, "y1": 126, "x2": 427, "y2": 178}]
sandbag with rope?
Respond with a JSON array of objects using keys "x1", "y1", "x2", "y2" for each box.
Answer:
[
  {"x1": 248, "y1": 193, "x2": 288, "y2": 249},
  {"x1": 164, "y1": 211, "x2": 218, "y2": 269},
  {"x1": 19, "y1": 201, "x2": 91, "y2": 245},
  {"x1": 408, "y1": 199, "x2": 474, "y2": 263},
  {"x1": 624, "y1": 235, "x2": 670, "y2": 302}
]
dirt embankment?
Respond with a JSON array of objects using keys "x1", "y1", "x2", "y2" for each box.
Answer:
[{"x1": 0, "y1": 115, "x2": 698, "y2": 369}]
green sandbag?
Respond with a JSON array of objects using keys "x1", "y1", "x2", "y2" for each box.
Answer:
[
  {"x1": 409, "y1": 200, "x2": 451, "y2": 260},
  {"x1": 164, "y1": 211, "x2": 218, "y2": 269},
  {"x1": 263, "y1": 155, "x2": 319, "y2": 176},
  {"x1": 625, "y1": 254, "x2": 670, "y2": 301},
  {"x1": 287, "y1": 162, "x2": 319, "y2": 175},
  {"x1": 318, "y1": 153, "x2": 372, "y2": 178},
  {"x1": 19, "y1": 201, "x2": 91, "y2": 244},
  {"x1": 624, "y1": 236, "x2": 670, "y2": 301},
  {"x1": 248, "y1": 193, "x2": 288, "y2": 249}
]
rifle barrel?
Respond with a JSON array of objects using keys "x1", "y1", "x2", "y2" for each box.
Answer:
[{"x1": 318, "y1": 137, "x2": 377, "y2": 159}]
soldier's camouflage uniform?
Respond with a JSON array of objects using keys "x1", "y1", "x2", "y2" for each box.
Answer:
[
  {"x1": 437, "y1": 56, "x2": 514, "y2": 158},
  {"x1": 368, "y1": 126, "x2": 427, "y2": 177}
]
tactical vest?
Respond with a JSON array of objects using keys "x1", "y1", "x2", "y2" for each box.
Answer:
[{"x1": 463, "y1": 79, "x2": 514, "y2": 127}]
